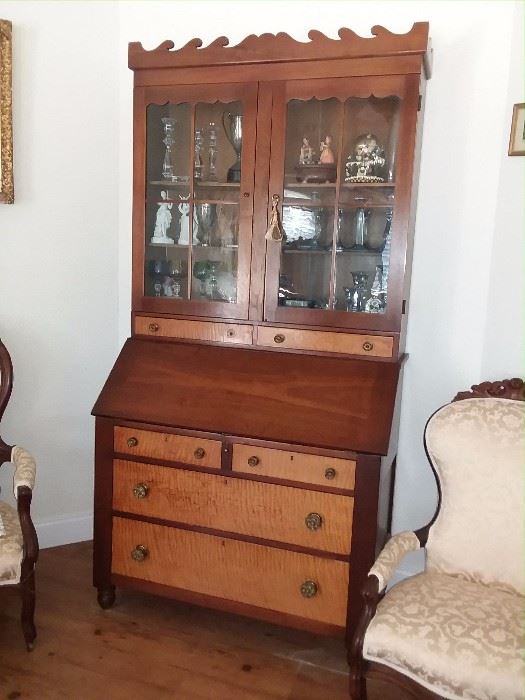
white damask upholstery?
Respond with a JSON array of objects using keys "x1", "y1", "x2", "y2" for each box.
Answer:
[
  {"x1": 368, "y1": 531, "x2": 421, "y2": 591},
  {"x1": 363, "y1": 572, "x2": 524, "y2": 700},
  {"x1": 425, "y1": 398, "x2": 524, "y2": 594},
  {"x1": 11, "y1": 445, "x2": 37, "y2": 495},
  {"x1": 0, "y1": 501, "x2": 23, "y2": 586},
  {"x1": 362, "y1": 396, "x2": 525, "y2": 700}
]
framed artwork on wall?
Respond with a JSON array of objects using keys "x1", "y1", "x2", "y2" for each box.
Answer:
[
  {"x1": 508, "y1": 103, "x2": 525, "y2": 156},
  {"x1": 0, "y1": 19, "x2": 13, "y2": 204}
]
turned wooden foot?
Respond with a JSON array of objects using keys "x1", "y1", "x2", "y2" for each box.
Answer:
[
  {"x1": 97, "y1": 585, "x2": 116, "y2": 609},
  {"x1": 20, "y1": 571, "x2": 36, "y2": 651}
]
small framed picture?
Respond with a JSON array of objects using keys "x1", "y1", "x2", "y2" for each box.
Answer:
[{"x1": 508, "y1": 103, "x2": 525, "y2": 156}]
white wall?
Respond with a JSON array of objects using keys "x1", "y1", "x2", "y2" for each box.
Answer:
[
  {"x1": 0, "y1": 1, "x2": 522, "y2": 550},
  {"x1": 0, "y1": 2, "x2": 119, "y2": 546}
]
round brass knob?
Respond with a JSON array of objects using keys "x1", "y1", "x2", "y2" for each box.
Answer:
[
  {"x1": 194, "y1": 447, "x2": 206, "y2": 459},
  {"x1": 324, "y1": 467, "x2": 337, "y2": 480},
  {"x1": 131, "y1": 544, "x2": 148, "y2": 562},
  {"x1": 300, "y1": 580, "x2": 318, "y2": 598},
  {"x1": 127, "y1": 437, "x2": 138, "y2": 448},
  {"x1": 273, "y1": 334, "x2": 285, "y2": 344},
  {"x1": 148, "y1": 323, "x2": 160, "y2": 333},
  {"x1": 362, "y1": 341, "x2": 374, "y2": 352},
  {"x1": 133, "y1": 483, "x2": 149, "y2": 499},
  {"x1": 247, "y1": 456, "x2": 260, "y2": 467},
  {"x1": 305, "y1": 512, "x2": 323, "y2": 531}
]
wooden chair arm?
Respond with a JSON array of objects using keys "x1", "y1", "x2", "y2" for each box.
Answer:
[{"x1": 17, "y1": 485, "x2": 39, "y2": 580}]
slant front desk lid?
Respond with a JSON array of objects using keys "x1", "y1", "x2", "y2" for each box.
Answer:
[{"x1": 92, "y1": 338, "x2": 400, "y2": 454}]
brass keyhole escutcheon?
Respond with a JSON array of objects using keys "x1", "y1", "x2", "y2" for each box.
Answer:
[
  {"x1": 148, "y1": 323, "x2": 160, "y2": 333},
  {"x1": 127, "y1": 437, "x2": 138, "y2": 448},
  {"x1": 133, "y1": 483, "x2": 149, "y2": 499},
  {"x1": 362, "y1": 341, "x2": 374, "y2": 352},
  {"x1": 274, "y1": 334, "x2": 285, "y2": 344},
  {"x1": 300, "y1": 580, "x2": 318, "y2": 598},
  {"x1": 247, "y1": 456, "x2": 260, "y2": 467},
  {"x1": 194, "y1": 447, "x2": 206, "y2": 459},
  {"x1": 305, "y1": 512, "x2": 323, "y2": 531},
  {"x1": 226, "y1": 329, "x2": 235, "y2": 338},
  {"x1": 324, "y1": 467, "x2": 337, "y2": 480},
  {"x1": 131, "y1": 544, "x2": 148, "y2": 562}
]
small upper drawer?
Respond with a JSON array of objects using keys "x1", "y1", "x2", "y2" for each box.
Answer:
[
  {"x1": 232, "y1": 444, "x2": 356, "y2": 491},
  {"x1": 114, "y1": 426, "x2": 222, "y2": 469},
  {"x1": 256, "y1": 326, "x2": 393, "y2": 358},
  {"x1": 134, "y1": 316, "x2": 253, "y2": 345}
]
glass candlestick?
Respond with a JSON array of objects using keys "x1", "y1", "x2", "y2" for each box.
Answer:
[
  {"x1": 161, "y1": 117, "x2": 177, "y2": 181},
  {"x1": 194, "y1": 128, "x2": 204, "y2": 181},
  {"x1": 207, "y1": 122, "x2": 218, "y2": 182}
]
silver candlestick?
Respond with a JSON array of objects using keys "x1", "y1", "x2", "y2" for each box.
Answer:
[
  {"x1": 207, "y1": 122, "x2": 218, "y2": 182},
  {"x1": 161, "y1": 117, "x2": 177, "y2": 181}
]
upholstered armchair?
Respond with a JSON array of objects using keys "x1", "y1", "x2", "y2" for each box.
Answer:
[
  {"x1": 349, "y1": 378, "x2": 525, "y2": 700},
  {"x1": 0, "y1": 338, "x2": 38, "y2": 649}
]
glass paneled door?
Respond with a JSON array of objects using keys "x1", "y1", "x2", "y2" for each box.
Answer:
[
  {"x1": 136, "y1": 83, "x2": 257, "y2": 319},
  {"x1": 264, "y1": 76, "x2": 416, "y2": 331}
]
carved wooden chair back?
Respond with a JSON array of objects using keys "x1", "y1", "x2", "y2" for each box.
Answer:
[{"x1": 0, "y1": 338, "x2": 14, "y2": 462}]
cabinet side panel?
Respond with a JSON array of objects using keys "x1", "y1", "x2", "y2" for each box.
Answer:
[{"x1": 93, "y1": 417, "x2": 114, "y2": 589}]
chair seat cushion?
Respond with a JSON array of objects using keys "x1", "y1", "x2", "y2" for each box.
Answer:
[
  {"x1": 0, "y1": 501, "x2": 23, "y2": 585},
  {"x1": 363, "y1": 572, "x2": 524, "y2": 700}
]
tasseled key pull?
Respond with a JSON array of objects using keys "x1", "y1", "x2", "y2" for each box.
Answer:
[{"x1": 265, "y1": 194, "x2": 285, "y2": 242}]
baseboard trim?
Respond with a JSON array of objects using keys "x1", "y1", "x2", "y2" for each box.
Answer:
[{"x1": 35, "y1": 511, "x2": 93, "y2": 549}]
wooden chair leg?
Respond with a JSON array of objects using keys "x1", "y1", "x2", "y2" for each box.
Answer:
[
  {"x1": 20, "y1": 570, "x2": 36, "y2": 650},
  {"x1": 97, "y1": 585, "x2": 116, "y2": 609},
  {"x1": 349, "y1": 665, "x2": 368, "y2": 700}
]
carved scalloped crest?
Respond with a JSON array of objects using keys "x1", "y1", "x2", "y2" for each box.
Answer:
[
  {"x1": 129, "y1": 22, "x2": 430, "y2": 71},
  {"x1": 454, "y1": 378, "x2": 525, "y2": 402}
]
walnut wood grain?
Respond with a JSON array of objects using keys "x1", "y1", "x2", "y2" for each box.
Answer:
[
  {"x1": 454, "y1": 378, "x2": 525, "y2": 402},
  {"x1": 113, "y1": 460, "x2": 354, "y2": 554},
  {"x1": 128, "y1": 23, "x2": 430, "y2": 72},
  {"x1": 93, "y1": 338, "x2": 400, "y2": 454},
  {"x1": 114, "y1": 426, "x2": 222, "y2": 469},
  {"x1": 112, "y1": 517, "x2": 349, "y2": 626},
  {"x1": 134, "y1": 316, "x2": 254, "y2": 345},
  {"x1": 256, "y1": 326, "x2": 393, "y2": 358},
  {"x1": 232, "y1": 443, "x2": 356, "y2": 491}
]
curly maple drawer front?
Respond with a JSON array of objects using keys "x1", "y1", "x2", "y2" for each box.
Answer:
[
  {"x1": 114, "y1": 427, "x2": 222, "y2": 469},
  {"x1": 134, "y1": 316, "x2": 253, "y2": 345},
  {"x1": 256, "y1": 326, "x2": 393, "y2": 358},
  {"x1": 113, "y1": 460, "x2": 353, "y2": 554},
  {"x1": 232, "y1": 444, "x2": 356, "y2": 490},
  {"x1": 112, "y1": 517, "x2": 349, "y2": 627}
]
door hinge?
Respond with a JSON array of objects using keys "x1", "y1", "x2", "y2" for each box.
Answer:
[
  {"x1": 402, "y1": 299, "x2": 407, "y2": 314},
  {"x1": 418, "y1": 95, "x2": 422, "y2": 111}
]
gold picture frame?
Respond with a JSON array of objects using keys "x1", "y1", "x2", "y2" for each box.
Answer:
[
  {"x1": 508, "y1": 103, "x2": 525, "y2": 156},
  {"x1": 0, "y1": 19, "x2": 13, "y2": 203}
]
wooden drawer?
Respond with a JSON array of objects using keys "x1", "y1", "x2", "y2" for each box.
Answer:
[
  {"x1": 113, "y1": 460, "x2": 353, "y2": 554},
  {"x1": 232, "y1": 443, "x2": 356, "y2": 490},
  {"x1": 256, "y1": 326, "x2": 393, "y2": 358},
  {"x1": 134, "y1": 316, "x2": 253, "y2": 345},
  {"x1": 114, "y1": 427, "x2": 222, "y2": 469},
  {"x1": 112, "y1": 517, "x2": 349, "y2": 626}
]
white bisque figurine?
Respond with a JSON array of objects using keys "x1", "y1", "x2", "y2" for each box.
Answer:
[
  {"x1": 177, "y1": 195, "x2": 190, "y2": 245},
  {"x1": 151, "y1": 190, "x2": 174, "y2": 244}
]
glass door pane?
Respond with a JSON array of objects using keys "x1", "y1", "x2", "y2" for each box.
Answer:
[
  {"x1": 268, "y1": 84, "x2": 402, "y2": 327},
  {"x1": 141, "y1": 85, "x2": 256, "y2": 318}
]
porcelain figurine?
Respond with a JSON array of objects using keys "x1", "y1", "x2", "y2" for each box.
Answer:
[{"x1": 151, "y1": 191, "x2": 174, "y2": 244}]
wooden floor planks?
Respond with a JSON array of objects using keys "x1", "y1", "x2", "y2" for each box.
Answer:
[{"x1": 0, "y1": 542, "x2": 406, "y2": 699}]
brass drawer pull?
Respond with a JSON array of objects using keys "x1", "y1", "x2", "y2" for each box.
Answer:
[
  {"x1": 194, "y1": 447, "x2": 206, "y2": 459},
  {"x1": 131, "y1": 544, "x2": 148, "y2": 562},
  {"x1": 300, "y1": 580, "x2": 318, "y2": 598},
  {"x1": 273, "y1": 333, "x2": 285, "y2": 344},
  {"x1": 247, "y1": 455, "x2": 260, "y2": 467},
  {"x1": 226, "y1": 329, "x2": 236, "y2": 338},
  {"x1": 362, "y1": 341, "x2": 374, "y2": 352},
  {"x1": 324, "y1": 467, "x2": 337, "y2": 480},
  {"x1": 148, "y1": 322, "x2": 160, "y2": 333},
  {"x1": 132, "y1": 483, "x2": 149, "y2": 499},
  {"x1": 127, "y1": 437, "x2": 138, "y2": 448},
  {"x1": 305, "y1": 512, "x2": 323, "y2": 531}
]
